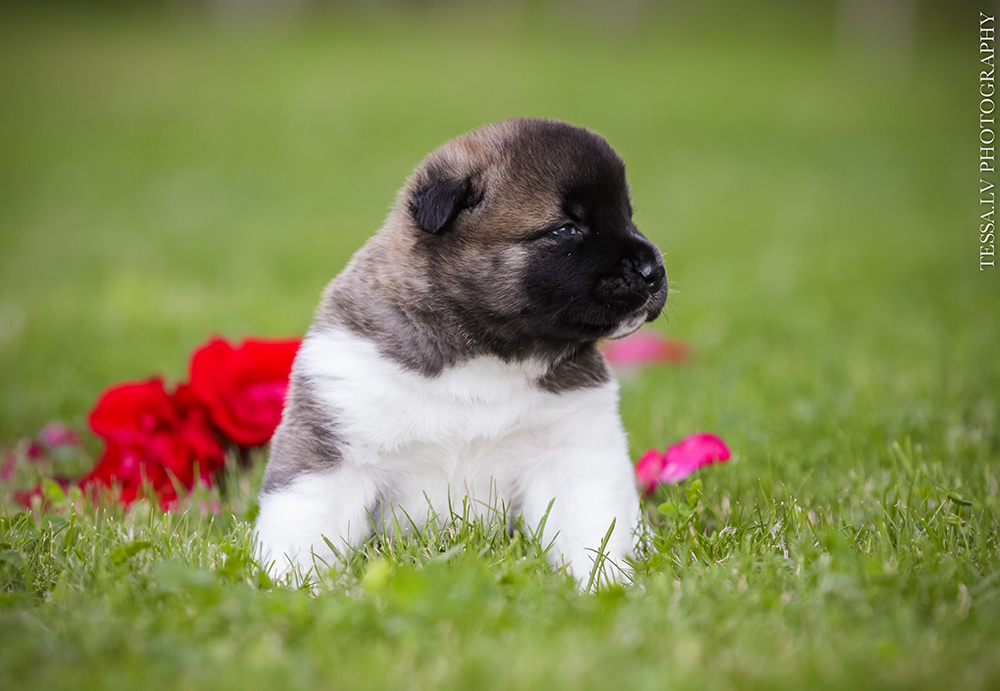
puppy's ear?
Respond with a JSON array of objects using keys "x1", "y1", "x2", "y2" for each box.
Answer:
[{"x1": 409, "y1": 176, "x2": 483, "y2": 234}]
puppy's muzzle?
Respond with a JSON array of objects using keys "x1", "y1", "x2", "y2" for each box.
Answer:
[
  {"x1": 632, "y1": 256, "x2": 666, "y2": 294},
  {"x1": 597, "y1": 245, "x2": 667, "y2": 306}
]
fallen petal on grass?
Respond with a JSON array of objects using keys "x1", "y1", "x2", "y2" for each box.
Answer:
[
  {"x1": 635, "y1": 449, "x2": 666, "y2": 496},
  {"x1": 636, "y1": 432, "x2": 731, "y2": 495},
  {"x1": 602, "y1": 329, "x2": 690, "y2": 367}
]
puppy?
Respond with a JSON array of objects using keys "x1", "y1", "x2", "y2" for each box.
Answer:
[{"x1": 255, "y1": 118, "x2": 668, "y2": 585}]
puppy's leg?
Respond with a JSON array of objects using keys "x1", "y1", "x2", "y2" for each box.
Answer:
[
  {"x1": 519, "y1": 457, "x2": 640, "y2": 588},
  {"x1": 515, "y1": 397, "x2": 641, "y2": 588},
  {"x1": 254, "y1": 466, "x2": 380, "y2": 581}
]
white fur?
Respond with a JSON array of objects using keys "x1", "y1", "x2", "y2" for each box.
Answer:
[
  {"x1": 607, "y1": 312, "x2": 648, "y2": 340},
  {"x1": 255, "y1": 328, "x2": 641, "y2": 586}
]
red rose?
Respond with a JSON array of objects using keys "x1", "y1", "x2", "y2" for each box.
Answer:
[
  {"x1": 173, "y1": 384, "x2": 228, "y2": 475},
  {"x1": 84, "y1": 439, "x2": 175, "y2": 507},
  {"x1": 84, "y1": 378, "x2": 225, "y2": 508},
  {"x1": 89, "y1": 377, "x2": 177, "y2": 447},
  {"x1": 187, "y1": 337, "x2": 300, "y2": 447}
]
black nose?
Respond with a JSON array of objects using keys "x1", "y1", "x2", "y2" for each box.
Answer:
[{"x1": 636, "y1": 260, "x2": 666, "y2": 293}]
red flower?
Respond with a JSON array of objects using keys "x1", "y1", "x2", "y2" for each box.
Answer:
[
  {"x1": 84, "y1": 378, "x2": 225, "y2": 508},
  {"x1": 174, "y1": 384, "x2": 228, "y2": 472},
  {"x1": 602, "y1": 329, "x2": 690, "y2": 368},
  {"x1": 187, "y1": 336, "x2": 300, "y2": 447},
  {"x1": 636, "y1": 432, "x2": 731, "y2": 495}
]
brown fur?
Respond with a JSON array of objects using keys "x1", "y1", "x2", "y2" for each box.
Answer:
[
  {"x1": 315, "y1": 118, "x2": 662, "y2": 373},
  {"x1": 262, "y1": 119, "x2": 666, "y2": 492}
]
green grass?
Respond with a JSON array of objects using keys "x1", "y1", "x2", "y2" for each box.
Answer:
[{"x1": 1, "y1": 4, "x2": 998, "y2": 690}]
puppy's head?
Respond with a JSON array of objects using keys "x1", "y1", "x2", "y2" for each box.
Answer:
[{"x1": 389, "y1": 118, "x2": 667, "y2": 360}]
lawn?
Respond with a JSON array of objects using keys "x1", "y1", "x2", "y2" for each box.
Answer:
[{"x1": 1, "y1": 3, "x2": 998, "y2": 690}]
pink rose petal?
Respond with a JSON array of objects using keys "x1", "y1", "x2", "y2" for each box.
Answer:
[
  {"x1": 635, "y1": 449, "x2": 665, "y2": 495},
  {"x1": 659, "y1": 433, "x2": 730, "y2": 483},
  {"x1": 635, "y1": 432, "x2": 731, "y2": 495},
  {"x1": 602, "y1": 330, "x2": 690, "y2": 367}
]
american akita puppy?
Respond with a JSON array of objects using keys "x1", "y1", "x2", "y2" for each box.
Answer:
[{"x1": 255, "y1": 118, "x2": 668, "y2": 585}]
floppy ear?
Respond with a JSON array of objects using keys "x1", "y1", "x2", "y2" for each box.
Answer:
[{"x1": 409, "y1": 177, "x2": 482, "y2": 234}]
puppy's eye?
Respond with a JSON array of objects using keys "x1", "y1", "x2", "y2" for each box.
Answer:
[{"x1": 551, "y1": 223, "x2": 582, "y2": 237}]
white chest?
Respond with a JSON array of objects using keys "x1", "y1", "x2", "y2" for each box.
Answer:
[
  {"x1": 294, "y1": 328, "x2": 622, "y2": 513},
  {"x1": 257, "y1": 328, "x2": 637, "y2": 583}
]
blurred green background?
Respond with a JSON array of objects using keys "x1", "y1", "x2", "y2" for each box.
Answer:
[
  {"x1": 0, "y1": 0, "x2": 992, "y2": 449},
  {"x1": 2, "y1": 4, "x2": 1000, "y2": 689}
]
